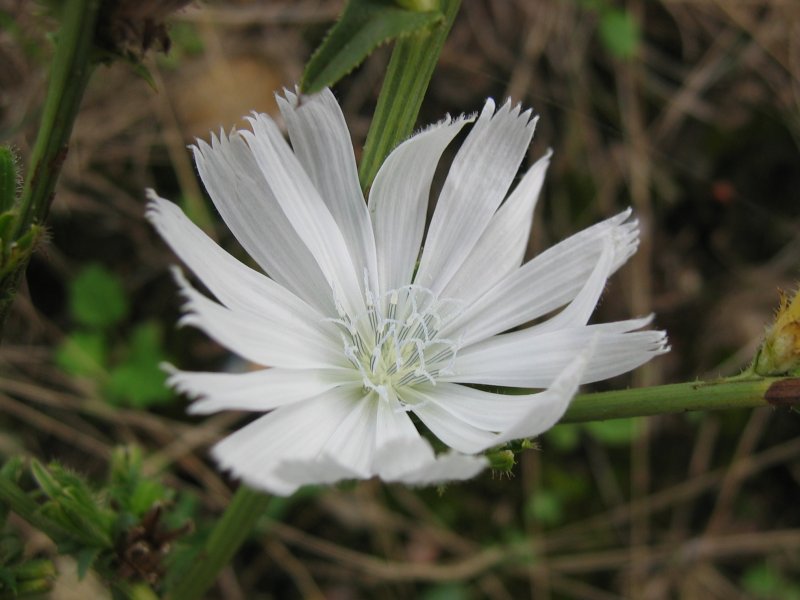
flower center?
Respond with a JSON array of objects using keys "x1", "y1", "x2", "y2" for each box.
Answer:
[{"x1": 331, "y1": 285, "x2": 461, "y2": 401}]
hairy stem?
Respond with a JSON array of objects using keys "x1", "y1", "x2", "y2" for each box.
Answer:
[
  {"x1": 0, "y1": 0, "x2": 100, "y2": 335},
  {"x1": 561, "y1": 375, "x2": 799, "y2": 423}
]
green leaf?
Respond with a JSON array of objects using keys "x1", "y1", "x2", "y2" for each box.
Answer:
[
  {"x1": 75, "y1": 547, "x2": 101, "y2": 580},
  {"x1": 598, "y1": 9, "x2": 640, "y2": 59},
  {"x1": 68, "y1": 264, "x2": 128, "y2": 329},
  {"x1": 301, "y1": 0, "x2": 443, "y2": 94},
  {"x1": 55, "y1": 331, "x2": 107, "y2": 377},
  {"x1": 105, "y1": 322, "x2": 171, "y2": 408}
]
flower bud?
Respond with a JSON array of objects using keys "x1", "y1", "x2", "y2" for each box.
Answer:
[{"x1": 755, "y1": 288, "x2": 800, "y2": 376}]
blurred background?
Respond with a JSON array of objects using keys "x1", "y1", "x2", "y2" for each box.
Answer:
[{"x1": 1, "y1": 0, "x2": 799, "y2": 598}]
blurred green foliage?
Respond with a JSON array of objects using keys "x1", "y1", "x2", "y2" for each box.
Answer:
[
  {"x1": 56, "y1": 265, "x2": 171, "y2": 408},
  {"x1": 0, "y1": 448, "x2": 192, "y2": 594},
  {"x1": 742, "y1": 563, "x2": 800, "y2": 600},
  {"x1": 580, "y1": 0, "x2": 640, "y2": 59},
  {"x1": 68, "y1": 264, "x2": 128, "y2": 328},
  {"x1": 0, "y1": 460, "x2": 56, "y2": 598},
  {"x1": 157, "y1": 22, "x2": 204, "y2": 71}
]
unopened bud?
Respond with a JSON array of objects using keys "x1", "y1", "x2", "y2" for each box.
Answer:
[
  {"x1": 487, "y1": 449, "x2": 515, "y2": 473},
  {"x1": 755, "y1": 288, "x2": 800, "y2": 375}
]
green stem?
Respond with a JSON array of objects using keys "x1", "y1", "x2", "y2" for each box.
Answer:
[
  {"x1": 560, "y1": 375, "x2": 799, "y2": 423},
  {"x1": 15, "y1": 0, "x2": 99, "y2": 236},
  {"x1": 167, "y1": 486, "x2": 272, "y2": 600},
  {"x1": 0, "y1": 0, "x2": 100, "y2": 336},
  {"x1": 358, "y1": 0, "x2": 461, "y2": 191}
]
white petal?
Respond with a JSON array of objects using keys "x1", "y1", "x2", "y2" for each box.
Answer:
[
  {"x1": 275, "y1": 394, "x2": 378, "y2": 485},
  {"x1": 443, "y1": 209, "x2": 639, "y2": 345},
  {"x1": 146, "y1": 193, "x2": 330, "y2": 332},
  {"x1": 441, "y1": 150, "x2": 551, "y2": 304},
  {"x1": 404, "y1": 382, "x2": 540, "y2": 432},
  {"x1": 369, "y1": 115, "x2": 472, "y2": 291},
  {"x1": 278, "y1": 89, "x2": 379, "y2": 293},
  {"x1": 486, "y1": 352, "x2": 587, "y2": 448},
  {"x1": 415, "y1": 100, "x2": 538, "y2": 294},
  {"x1": 242, "y1": 114, "x2": 366, "y2": 319},
  {"x1": 165, "y1": 366, "x2": 355, "y2": 414},
  {"x1": 444, "y1": 321, "x2": 669, "y2": 388},
  {"x1": 522, "y1": 235, "x2": 614, "y2": 335},
  {"x1": 212, "y1": 385, "x2": 363, "y2": 496},
  {"x1": 400, "y1": 387, "x2": 499, "y2": 453},
  {"x1": 173, "y1": 268, "x2": 347, "y2": 369},
  {"x1": 379, "y1": 442, "x2": 487, "y2": 486},
  {"x1": 371, "y1": 400, "x2": 487, "y2": 485},
  {"x1": 192, "y1": 132, "x2": 334, "y2": 314}
]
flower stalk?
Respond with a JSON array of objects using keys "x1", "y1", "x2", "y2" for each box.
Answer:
[
  {"x1": 561, "y1": 374, "x2": 799, "y2": 424},
  {"x1": 358, "y1": 0, "x2": 461, "y2": 191},
  {"x1": 166, "y1": 486, "x2": 272, "y2": 600},
  {"x1": 0, "y1": 0, "x2": 101, "y2": 336}
]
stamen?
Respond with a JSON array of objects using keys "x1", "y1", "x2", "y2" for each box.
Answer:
[{"x1": 333, "y1": 284, "x2": 463, "y2": 399}]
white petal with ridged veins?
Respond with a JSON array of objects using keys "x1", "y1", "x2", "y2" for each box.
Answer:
[
  {"x1": 442, "y1": 150, "x2": 552, "y2": 304},
  {"x1": 442, "y1": 209, "x2": 639, "y2": 345},
  {"x1": 278, "y1": 89, "x2": 379, "y2": 293},
  {"x1": 369, "y1": 115, "x2": 472, "y2": 292},
  {"x1": 275, "y1": 395, "x2": 378, "y2": 486},
  {"x1": 192, "y1": 132, "x2": 335, "y2": 314},
  {"x1": 521, "y1": 236, "x2": 615, "y2": 336},
  {"x1": 166, "y1": 366, "x2": 355, "y2": 414},
  {"x1": 243, "y1": 114, "x2": 365, "y2": 319},
  {"x1": 415, "y1": 100, "x2": 537, "y2": 294},
  {"x1": 146, "y1": 192, "x2": 331, "y2": 339},
  {"x1": 445, "y1": 321, "x2": 668, "y2": 388},
  {"x1": 212, "y1": 385, "x2": 364, "y2": 496},
  {"x1": 173, "y1": 268, "x2": 347, "y2": 369}
]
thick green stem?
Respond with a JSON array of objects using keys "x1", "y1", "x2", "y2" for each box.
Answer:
[
  {"x1": 358, "y1": 0, "x2": 461, "y2": 191},
  {"x1": 561, "y1": 376, "x2": 799, "y2": 423},
  {"x1": 167, "y1": 486, "x2": 272, "y2": 600}
]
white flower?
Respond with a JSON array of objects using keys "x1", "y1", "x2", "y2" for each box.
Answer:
[{"x1": 146, "y1": 89, "x2": 668, "y2": 496}]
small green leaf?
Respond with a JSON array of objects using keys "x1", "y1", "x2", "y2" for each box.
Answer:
[
  {"x1": 75, "y1": 547, "x2": 101, "y2": 580},
  {"x1": 55, "y1": 331, "x2": 107, "y2": 377},
  {"x1": 526, "y1": 490, "x2": 564, "y2": 527},
  {"x1": 301, "y1": 0, "x2": 443, "y2": 94},
  {"x1": 68, "y1": 264, "x2": 128, "y2": 329},
  {"x1": 105, "y1": 322, "x2": 171, "y2": 408},
  {"x1": 0, "y1": 146, "x2": 19, "y2": 214},
  {"x1": 598, "y1": 9, "x2": 640, "y2": 59}
]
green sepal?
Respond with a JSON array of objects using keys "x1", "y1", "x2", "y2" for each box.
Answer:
[
  {"x1": 301, "y1": 0, "x2": 443, "y2": 94},
  {"x1": 10, "y1": 559, "x2": 56, "y2": 583},
  {"x1": 29, "y1": 461, "x2": 115, "y2": 550},
  {"x1": 486, "y1": 449, "x2": 515, "y2": 472},
  {"x1": 75, "y1": 547, "x2": 101, "y2": 580}
]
